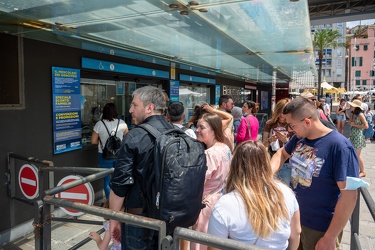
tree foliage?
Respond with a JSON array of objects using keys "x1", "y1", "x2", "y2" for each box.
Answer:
[{"x1": 313, "y1": 29, "x2": 345, "y2": 98}]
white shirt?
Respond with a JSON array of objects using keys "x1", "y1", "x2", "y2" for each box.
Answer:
[
  {"x1": 173, "y1": 123, "x2": 197, "y2": 139},
  {"x1": 93, "y1": 119, "x2": 128, "y2": 153},
  {"x1": 208, "y1": 183, "x2": 299, "y2": 249}
]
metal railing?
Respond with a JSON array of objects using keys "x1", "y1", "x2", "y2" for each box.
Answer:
[
  {"x1": 350, "y1": 187, "x2": 375, "y2": 250},
  {"x1": 6, "y1": 152, "x2": 375, "y2": 249}
]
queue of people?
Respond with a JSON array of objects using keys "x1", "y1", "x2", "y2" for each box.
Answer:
[{"x1": 89, "y1": 87, "x2": 365, "y2": 250}]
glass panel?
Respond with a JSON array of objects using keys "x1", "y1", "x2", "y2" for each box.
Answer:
[
  {"x1": 0, "y1": 0, "x2": 315, "y2": 83},
  {"x1": 178, "y1": 85, "x2": 210, "y2": 124},
  {"x1": 81, "y1": 79, "x2": 118, "y2": 145}
]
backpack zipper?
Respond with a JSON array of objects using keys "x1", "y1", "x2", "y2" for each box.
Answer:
[{"x1": 156, "y1": 138, "x2": 179, "y2": 211}]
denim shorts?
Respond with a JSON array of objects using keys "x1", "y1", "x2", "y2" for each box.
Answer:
[{"x1": 336, "y1": 114, "x2": 346, "y2": 121}]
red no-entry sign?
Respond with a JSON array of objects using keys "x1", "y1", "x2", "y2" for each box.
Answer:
[
  {"x1": 18, "y1": 164, "x2": 39, "y2": 199},
  {"x1": 56, "y1": 175, "x2": 94, "y2": 216}
]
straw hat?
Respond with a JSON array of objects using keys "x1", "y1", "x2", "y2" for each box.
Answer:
[
  {"x1": 300, "y1": 91, "x2": 316, "y2": 99},
  {"x1": 347, "y1": 100, "x2": 363, "y2": 110}
]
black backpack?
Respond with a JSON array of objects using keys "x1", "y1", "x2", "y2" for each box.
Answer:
[
  {"x1": 139, "y1": 123, "x2": 207, "y2": 234},
  {"x1": 100, "y1": 119, "x2": 122, "y2": 159}
]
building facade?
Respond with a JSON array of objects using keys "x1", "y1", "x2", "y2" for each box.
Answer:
[
  {"x1": 348, "y1": 24, "x2": 375, "y2": 91},
  {"x1": 311, "y1": 22, "x2": 347, "y2": 89}
]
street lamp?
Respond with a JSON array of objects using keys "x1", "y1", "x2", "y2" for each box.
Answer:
[
  {"x1": 346, "y1": 49, "x2": 349, "y2": 94},
  {"x1": 352, "y1": 38, "x2": 357, "y2": 98}
]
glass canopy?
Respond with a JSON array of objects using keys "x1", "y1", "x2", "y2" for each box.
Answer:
[{"x1": 0, "y1": 0, "x2": 316, "y2": 83}]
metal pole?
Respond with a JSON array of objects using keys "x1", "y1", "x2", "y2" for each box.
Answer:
[
  {"x1": 271, "y1": 69, "x2": 276, "y2": 112},
  {"x1": 45, "y1": 168, "x2": 113, "y2": 196},
  {"x1": 350, "y1": 189, "x2": 360, "y2": 250},
  {"x1": 34, "y1": 200, "x2": 44, "y2": 250},
  {"x1": 352, "y1": 38, "x2": 357, "y2": 98},
  {"x1": 42, "y1": 200, "x2": 52, "y2": 250},
  {"x1": 42, "y1": 166, "x2": 108, "y2": 173},
  {"x1": 346, "y1": 49, "x2": 350, "y2": 96},
  {"x1": 172, "y1": 227, "x2": 261, "y2": 250},
  {"x1": 43, "y1": 196, "x2": 167, "y2": 250}
]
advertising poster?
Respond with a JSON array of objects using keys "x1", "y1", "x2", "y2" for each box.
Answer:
[
  {"x1": 52, "y1": 67, "x2": 82, "y2": 154},
  {"x1": 170, "y1": 80, "x2": 179, "y2": 102}
]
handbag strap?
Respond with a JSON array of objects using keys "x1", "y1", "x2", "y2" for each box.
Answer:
[{"x1": 245, "y1": 116, "x2": 252, "y2": 139}]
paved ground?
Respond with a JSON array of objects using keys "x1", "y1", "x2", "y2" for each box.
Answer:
[{"x1": 3, "y1": 110, "x2": 375, "y2": 249}]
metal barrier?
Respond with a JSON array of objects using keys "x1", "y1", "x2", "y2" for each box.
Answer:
[
  {"x1": 42, "y1": 196, "x2": 167, "y2": 250},
  {"x1": 170, "y1": 227, "x2": 263, "y2": 250},
  {"x1": 6, "y1": 152, "x2": 375, "y2": 249},
  {"x1": 350, "y1": 187, "x2": 375, "y2": 250}
]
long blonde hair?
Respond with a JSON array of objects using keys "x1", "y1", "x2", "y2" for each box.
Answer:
[{"x1": 226, "y1": 141, "x2": 289, "y2": 238}]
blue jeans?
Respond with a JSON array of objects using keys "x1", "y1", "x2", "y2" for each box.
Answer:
[
  {"x1": 277, "y1": 163, "x2": 292, "y2": 186},
  {"x1": 98, "y1": 153, "x2": 116, "y2": 199},
  {"x1": 121, "y1": 222, "x2": 157, "y2": 250}
]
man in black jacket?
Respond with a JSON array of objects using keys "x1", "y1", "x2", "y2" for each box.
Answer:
[{"x1": 109, "y1": 86, "x2": 172, "y2": 249}]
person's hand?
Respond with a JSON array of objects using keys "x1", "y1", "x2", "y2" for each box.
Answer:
[
  {"x1": 110, "y1": 220, "x2": 121, "y2": 243},
  {"x1": 201, "y1": 103, "x2": 214, "y2": 113},
  {"x1": 268, "y1": 134, "x2": 278, "y2": 143},
  {"x1": 89, "y1": 232, "x2": 101, "y2": 243},
  {"x1": 276, "y1": 131, "x2": 288, "y2": 143},
  {"x1": 315, "y1": 235, "x2": 336, "y2": 250}
]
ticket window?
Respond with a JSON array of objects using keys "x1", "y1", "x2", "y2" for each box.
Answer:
[
  {"x1": 178, "y1": 85, "x2": 210, "y2": 124},
  {"x1": 81, "y1": 80, "x2": 116, "y2": 146},
  {"x1": 80, "y1": 79, "x2": 156, "y2": 146}
]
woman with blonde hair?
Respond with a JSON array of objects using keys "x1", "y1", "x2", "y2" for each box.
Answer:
[
  {"x1": 208, "y1": 141, "x2": 300, "y2": 249},
  {"x1": 263, "y1": 98, "x2": 293, "y2": 185}
]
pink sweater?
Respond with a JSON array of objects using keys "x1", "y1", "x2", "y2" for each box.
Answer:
[{"x1": 235, "y1": 115, "x2": 259, "y2": 143}]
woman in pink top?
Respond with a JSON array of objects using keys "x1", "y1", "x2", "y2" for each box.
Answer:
[
  {"x1": 236, "y1": 100, "x2": 259, "y2": 143},
  {"x1": 189, "y1": 112, "x2": 232, "y2": 250}
]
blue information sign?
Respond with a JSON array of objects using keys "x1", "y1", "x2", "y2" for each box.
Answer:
[
  {"x1": 52, "y1": 67, "x2": 82, "y2": 154},
  {"x1": 215, "y1": 85, "x2": 221, "y2": 105},
  {"x1": 170, "y1": 80, "x2": 179, "y2": 102}
]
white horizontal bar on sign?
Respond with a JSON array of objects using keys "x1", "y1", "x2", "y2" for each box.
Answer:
[
  {"x1": 21, "y1": 177, "x2": 36, "y2": 186},
  {"x1": 60, "y1": 192, "x2": 87, "y2": 200}
]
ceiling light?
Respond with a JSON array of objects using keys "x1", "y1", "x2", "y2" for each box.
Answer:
[
  {"x1": 188, "y1": 1, "x2": 200, "y2": 6},
  {"x1": 180, "y1": 10, "x2": 189, "y2": 15},
  {"x1": 169, "y1": 4, "x2": 179, "y2": 8},
  {"x1": 289, "y1": 0, "x2": 299, "y2": 2},
  {"x1": 199, "y1": 8, "x2": 208, "y2": 12}
]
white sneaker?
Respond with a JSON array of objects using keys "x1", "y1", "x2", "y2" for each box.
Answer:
[{"x1": 365, "y1": 140, "x2": 371, "y2": 143}]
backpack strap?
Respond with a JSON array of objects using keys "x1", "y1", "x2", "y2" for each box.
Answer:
[
  {"x1": 139, "y1": 123, "x2": 194, "y2": 149},
  {"x1": 138, "y1": 123, "x2": 162, "y2": 139},
  {"x1": 99, "y1": 119, "x2": 120, "y2": 150}
]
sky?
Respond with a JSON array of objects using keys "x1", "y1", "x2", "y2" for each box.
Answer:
[{"x1": 347, "y1": 19, "x2": 375, "y2": 28}]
